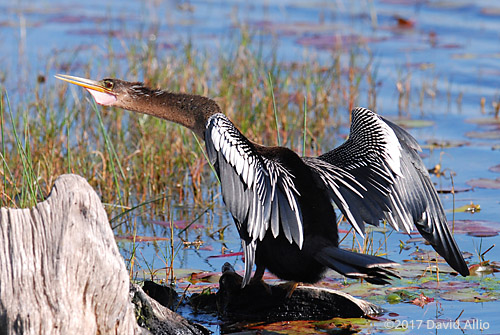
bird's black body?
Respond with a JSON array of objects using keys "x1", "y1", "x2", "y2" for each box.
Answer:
[
  {"x1": 56, "y1": 74, "x2": 470, "y2": 287},
  {"x1": 249, "y1": 145, "x2": 338, "y2": 284}
]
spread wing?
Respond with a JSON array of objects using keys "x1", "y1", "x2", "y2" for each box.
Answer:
[
  {"x1": 316, "y1": 107, "x2": 469, "y2": 276},
  {"x1": 205, "y1": 113, "x2": 304, "y2": 286}
]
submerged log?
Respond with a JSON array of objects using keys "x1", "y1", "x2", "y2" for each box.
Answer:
[
  {"x1": 0, "y1": 174, "x2": 205, "y2": 335},
  {"x1": 215, "y1": 263, "x2": 381, "y2": 322}
]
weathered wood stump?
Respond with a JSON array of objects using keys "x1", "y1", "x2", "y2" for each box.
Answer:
[
  {"x1": 0, "y1": 174, "x2": 205, "y2": 335},
  {"x1": 0, "y1": 173, "x2": 382, "y2": 333}
]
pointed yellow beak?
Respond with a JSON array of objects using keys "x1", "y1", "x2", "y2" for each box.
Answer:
[{"x1": 55, "y1": 74, "x2": 114, "y2": 95}]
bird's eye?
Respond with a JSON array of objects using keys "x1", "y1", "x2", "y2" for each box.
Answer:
[{"x1": 103, "y1": 80, "x2": 114, "y2": 90}]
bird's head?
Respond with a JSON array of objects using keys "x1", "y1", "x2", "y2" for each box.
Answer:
[
  {"x1": 56, "y1": 74, "x2": 221, "y2": 138},
  {"x1": 55, "y1": 74, "x2": 148, "y2": 109}
]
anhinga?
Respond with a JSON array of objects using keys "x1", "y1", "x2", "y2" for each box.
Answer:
[{"x1": 56, "y1": 74, "x2": 469, "y2": 287}]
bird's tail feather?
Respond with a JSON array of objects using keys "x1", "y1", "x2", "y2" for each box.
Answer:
[{"x1": 315, "y1": 247, "x2": 399, "y2": 284}]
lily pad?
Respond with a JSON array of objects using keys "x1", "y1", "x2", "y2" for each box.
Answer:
[
  {"x1": 481, "y1": 7, "x2": 500, "y2": 16},
  {"x1": 469, "y1": 263, "x2": 500, "y2": 275},
  {"x1": 465, "y1": 130, "x2": 500, "y2": 140},
  {"x1": 207, "y1": 251, "x2": 244, "y2": 259},
  {"x1": 189, "y1": 271, "x2": 221, "y2": 284},
  {"x1": 420, "y1": 281, "x2": 479, "y2": 290},
  {"x1": 411, "y1": 293, "x2": 434, "y2": 307},
  {"x1": 393, "y1": 119, "x2": 435, "y2": 129},
  {"x1": 466, "y1": 177, "x2": 500, "y2": 189},
  {"x1": 452, "y1": 202, "x2": 481, "y2": 213},
  {"x1": 424, "y1": 140, "x2": 469, "y2": 148},
  {"x1": 385, "y1": 289, "x2": 420, "y2": 304},
  {"x1": 465, "y1": 117, "x2": 500, "y2": 125},
  {"x1": 436, "y1": 187, "x2": 472, "y2": 194},
  {"x1": 342, "y1": 282, "x2": 386, "y2": 298},
  {"x1": 399, "y1": 262, "x2": 457, "y2": 278},
  {"x1": 440, "y1": 288, "x2": 500, "y2": 302},
  {"x1": 296, "y1": 34, "x2": 385, "y2": 50},
  {"x1": 489, "y1": 164, "x2": 500, "y2": 173},
  {"x1": 250, "y1": 317, "x2": 367, "y2": 334},
  {"x1": 450, "y1": 219, "x2": 500, "y2": 237}
]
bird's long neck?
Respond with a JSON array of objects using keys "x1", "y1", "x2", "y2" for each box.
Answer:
[{"x1": 121, "y1": 89, "x2": 221, "y2": 139}]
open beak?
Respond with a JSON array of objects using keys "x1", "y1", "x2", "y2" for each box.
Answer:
[
  {"x1": 54, "y1": 74, "x2": 114, "y2": 94},
  {"x1": 55, "y1": 74, "x2": 118, "y2": 106}
]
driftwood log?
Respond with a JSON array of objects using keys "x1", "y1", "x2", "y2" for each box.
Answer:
[
  {"x1": 213, "y1": 263, "x2": 381, "y2": 322},
  {"x1": 184, "y1": 263, "x2": 381, "y2": 328},
  {"x1": 0, "y1": 174, "x2": 205, "y2": 335}
]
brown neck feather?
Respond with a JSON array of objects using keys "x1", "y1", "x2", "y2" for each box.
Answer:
[{"x1": 119, "y1": 88, "x2": 221, "y2": 139}]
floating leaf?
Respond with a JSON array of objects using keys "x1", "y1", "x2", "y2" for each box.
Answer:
[
  {"x1": 451, "y1": 220, "x2": 500, "y2": 237},
  {"x1": 296, "y1": 34, "x2": 385, "y2": 50},
  {"x1": 425, "y1": 140, "x2": 469, "y2": 148},
  {"x1": 189, "y1": 271, "x2": 220, "y2": 284},
  {"x1": 385, "y1": 289, "x2": 419, "y2": 304},
  {"x1": 440, "y1": 288, "x2": 499, "y2": 302},
  {"x1": 436, "y1": 187, "x2": 472, "y2": 194},
  {"x1": 412, "y1": 293, "x2": 434, "y2": 307},
  {"x1": 429, "y1": 1, "x2": 472, "y2": 10},
  {"x1": 466, "y1": 177, "x2": 500, "y2": 189},
  {"x1": 489, "y1": 164, "x2": 500, "y2": 173},
  {"x1": 452, "y1": 53, "x2": 500, "y2": 60},
  {"x1": 342, "y1": 282, "x2": 386, "y2": 298},
  {"x1": 469, "y1": 262, "x2": 500, "y2": 275},
  {"x1": 420, "y1": 281, "x2": 479, "y2": 290},
  {"x1": 465, "y1": 130, "x2": 500, "y2": 140},
  {"x1": 207, "y1": 251, "x2": 244, "y2": 259},
  {"x1": 393, "y1": 119, "x2": 434, "y2": 129},
  {"x1": 465, "y1": 117, "x2": 500, "y2": 125},
  {"x1": 250, "y1": 318, "x2": 367, "y2": 334},
  {"x1": 452, "y1": 202, "x2": 481, "y2": 213},
  {"x1": 399, "y1": 262, "x2": 458, "y2": 278},
  {"x1": 481, "y1": 7, "x2": 500, "y2": 16},
  {"x1": 406, "y1": 237, "x2": 426, "y2": 243},
  {"x1": 393, "y1": 15, "x2": 415, "y2": 29},
  {"x1": 251, "y1": 20, "x2": 343, "y2": 35}
]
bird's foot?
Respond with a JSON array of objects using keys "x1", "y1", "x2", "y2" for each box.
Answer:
[
  {"x1": 249, "y1": 276, "x2": 272, "y2": 295},
  {"x1": 279, "y1": 281, "x2": 301, "y2": 298}
]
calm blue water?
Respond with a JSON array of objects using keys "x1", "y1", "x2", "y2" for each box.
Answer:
[{"x1": 2, "y1": 0, "x2": 500, "y2": 334}]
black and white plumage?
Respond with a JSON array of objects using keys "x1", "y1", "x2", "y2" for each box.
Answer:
[
  {"x1": 55, "y1": 75, "x2": 469, "y2": 288},
  {"x1": 205, "y1": 108, "x2": 469, "y2": 286}
]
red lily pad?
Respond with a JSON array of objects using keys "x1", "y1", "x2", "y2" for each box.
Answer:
[
  {"x1": 189, "y1": 271, "x2": 220, "y2": 284},
  {"x1": 466, "y1": 177, "x2": 500, "y2": 189},
  {"x1": 451, "y1": 220, "x2": 500, "y2": 237},
  {"x1": 465, "y1": 130, "x2": 500, "y2": 140},
  {"x1": 412, "y1": 293, "x2": 434, "y2": 307},
  {"x1": 207, "y1": 251, "x2": 244, "y2": 259},
  {"x1": 489, "y1": 164, "x2": 500, "y2": 173},
  {"x1": 465, "y1": 117, "x2": 500, "y2": 125},
  {"x1": 296, "y1": 34, "x2": 385, "y2": 50}
]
